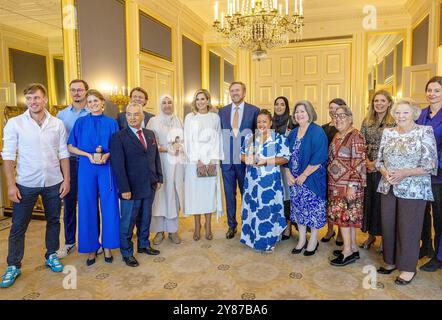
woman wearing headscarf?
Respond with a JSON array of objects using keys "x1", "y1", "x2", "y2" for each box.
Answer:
[{"x1": 147, "y1": 95, "x2": 185, "y2": 245}]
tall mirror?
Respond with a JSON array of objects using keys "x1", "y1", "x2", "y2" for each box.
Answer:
[
  {"x1": 0, "y1": 0, "x2": 65, "y2": 218},
  {"x1": 366, "y1": 31, "x2": 406, "y2": 109}
]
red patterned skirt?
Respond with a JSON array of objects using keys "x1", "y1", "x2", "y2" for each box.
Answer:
[{"x1": 327, "y1": 195, "x2": 364, "y2": 228}]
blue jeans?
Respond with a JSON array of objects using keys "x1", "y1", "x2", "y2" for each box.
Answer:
[
  {"x1": 63, "y1": 157, "x2": 78, "y2": 245},
  {"x1": 7, "y1": 183, "x2": 62, "y2": 268},
  {"x1": 120, "y1": 197, "x2": 153, "y2": 258}
]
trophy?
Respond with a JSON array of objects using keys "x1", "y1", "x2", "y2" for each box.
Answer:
[{"x1": 93, "y1": 145, "x2": 103, "y2": 162}]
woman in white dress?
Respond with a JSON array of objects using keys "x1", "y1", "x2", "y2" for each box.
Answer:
[
  {"x1": 184, "y1": 89, "x2": 224, "y2": 241},
  {"x1": 147, "y1": 94, "x2": 185, "y2": 245}
]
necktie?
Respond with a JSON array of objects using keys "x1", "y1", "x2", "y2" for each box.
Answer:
[
  {"x1": 232, "y1": 106, "x2": 239, "y2": 137},
  {"x1": 137, "y1": 130, "x2": 147, "y2": 149}
]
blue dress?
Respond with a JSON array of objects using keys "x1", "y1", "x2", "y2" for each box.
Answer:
[
  {"x1": 240, "y1": 132, "x2": 289, "y2": 252},
  {"x1": 289, "y1": 138, "x2": 327, "y2": 229},
  {"x1": 68, "y1": 114, "x2": 120, "y2": 253}
]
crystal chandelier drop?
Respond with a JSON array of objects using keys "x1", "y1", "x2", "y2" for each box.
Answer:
[{"x1": 213, "y1": 0, "x2": 304, "y2": 60}]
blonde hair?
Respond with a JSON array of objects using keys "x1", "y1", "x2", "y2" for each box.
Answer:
[
  {"x1": 391, "y1": 98, "x2": 422, "y2": 121},
  {"x1": 191, "y1": 89, "x2": 212, "y2": 113},
  {"x1": 365, "y1": 90, "x2": 395, "y2": 126}
]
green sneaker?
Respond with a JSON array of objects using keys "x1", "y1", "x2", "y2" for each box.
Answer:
[
  {"x1": 45, "y1": 253, "x2": 64, "y2": 272},
  {"x1": 0, "y1": 266, "x2": 21, "y2": 288}
]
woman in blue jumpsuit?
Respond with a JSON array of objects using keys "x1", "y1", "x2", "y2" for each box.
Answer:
[{"x1": 68, "y1": 89, "x2": 120, "y2": 265}]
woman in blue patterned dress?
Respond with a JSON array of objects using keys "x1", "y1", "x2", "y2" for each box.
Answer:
[
  {"x1": 240, "y1": 109, "x2": 290, "y2": 252},
  {"x1": 286, "y1": 101, "x2": 328, "y2": 256}
]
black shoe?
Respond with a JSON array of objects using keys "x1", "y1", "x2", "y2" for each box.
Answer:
[
  {"x1": 333, "y1": 250, "x2": 360, "y2": 259},
  {"x1": 291, "y1": 242, "x2": 307, "y2": 254},
  {"x1": 226, "y1": 227, "x2": 237, "y2": 239},
  {"x1": 420, "y1": 257, "x2": 442, "y2": 272},
  {"x1": 330, "y1": 253, "x2": 356, "y2": 266},
  {"x1": 137, "y1": 247, "x2": 160, "y2": 255},
  {"x1": 321, "y1": 231, "x2": 336, "y2": 243},
  {"x1": 377, "y1": 266, "x2": 397, "y2": 274},
  {"x1": 304, "y1": 243, "x2": 319, "y2": 256},
  {"x1": 104, "y1": 255, "x2": 113, "y2": 264},
  {"x1": 395, "y1": 273, "x2": 416, "y2": 285},
  {"x1": 281, "y1": 234, "x2": 290, "y2": 241},
  {"x1": 86, "y1": 258, "x2": 96, "y2": 266},
  {"x1": 335, "y1": 240, "x2": 344, "y2": 246},
  {"x1": 419, "y1": 246, "x2": 435, "y2": 260},
  {"x1": 123, "y1": 256, "x2": 139, "y2": 267}
]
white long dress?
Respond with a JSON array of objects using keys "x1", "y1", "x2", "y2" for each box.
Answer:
[
  {"x1": 184, "y1": 112, "x2": 224, "y2": 218},
  {"x1": 147, "y1": 114, "x2": 185, "y2": 233}
]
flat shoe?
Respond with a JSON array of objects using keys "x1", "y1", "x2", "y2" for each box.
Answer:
[
  {"x1": 153, "y1": 232, "x2": 164, "y2": 245},
  {"x1": 330, "y1": 253, "x2": 356, "y2": 266},
  {"x1": 333, "y1": 250, "x2": 360, "y2": 259},
  {"x1": 395, "y1": 273, "x2": 416, "y2": 285},
  {"x1": 168, "y1": 233, "x2": 181, "y2": 244},
  {"x1": 377, "y1": 266, "x2": 397, "y2": 274}
]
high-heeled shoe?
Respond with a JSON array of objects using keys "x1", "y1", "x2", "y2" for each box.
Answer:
[
  {"x1": 395, "y1": 273, "x2": 416, "y2": 285},
  {"x1": 104, "y1": 255, "x2": 114, "y2": 264},
  {"x1": 86, "y1": 254, "x2": 96, "y2": 266},
  {"x1": 193, "y1": 227, "x2": 201, "y2": 241},
  {"x1": 291, "y1": 242, "x2": 307, "y2": 254},
  {"x1": 359, "y1": 237, "x2": 376, "y2": 250},
  {"x1": 321, "y1": 231, "x2": 336, "y2": 243},
  {"x1": 304, "y1": 243, "x2": 319, "y2": 256},
  {"x1": 335, "y1": 239, "x2": 344, "y2": 246}
]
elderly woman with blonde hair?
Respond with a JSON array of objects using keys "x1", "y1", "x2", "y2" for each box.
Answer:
[
  {"x1": 147, "y1": 94, "x2": 185, "y2": 245},
  {"x1": 376, "y1": 98, "x2": 437, "y2": 285}
]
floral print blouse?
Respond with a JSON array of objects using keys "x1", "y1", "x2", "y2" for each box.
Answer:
[
  {"x1": 360, "y1": 118, "x2": 395, "y2": 162},
  {"x1": 376, "y1": 125, "x2": 438, "y2": 200}
]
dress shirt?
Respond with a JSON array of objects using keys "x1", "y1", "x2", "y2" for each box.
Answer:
[
  {"x1": 129, "y1": 125, "x2": 147, "y2": 146},
  {"x1": 2, "y1": 109, "x2": 70, "y2": 188},
  {"x1": 57, "y1": 105, "x2": 90, "y2": 137},
  {"x1": 230, "y1": 102, "x2": 245, "y2": 130}
]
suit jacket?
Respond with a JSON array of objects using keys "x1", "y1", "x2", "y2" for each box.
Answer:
[
  {"x1": 117, "y1": 111, "x2": 154, "y2": 130},
  {"x1": 110, "y1": 127, "x2": 163, "y2": 200},
  {"x1": 218, "y1": 102, "x2": 260, "y2": 170}
]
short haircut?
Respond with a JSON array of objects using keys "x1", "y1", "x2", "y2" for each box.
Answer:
[
  {"x1": 229, "y1": 81, "x2": 246, "y2": 92},
  {"x1": 191, "y1": 89, "x2": 213, "y2": 113},
  {"x1": 23, "y1": 83, "x2": 47, "y2": 97},
  {"x1": 329, "y1": 98, "x2": 347, "y2": 106},
  {"x1": 86, "y1": 89, "x2": 105, "y2": 102},
  {"x1": 130, "y1": 87, "x2": 148, "y2": 100},
  {"x1": 69, "y1": 79, "x2": 89, "y2": 90},
  {"x1": 391, "y1": 98, "x2": 422, "y2": 121},
  {"x1": 292, "y1": 100, "x2": 318, "y2": 124},
  {"x1": 126, "y1": 102, "x2": 144, "y2": 114},
  {"x1": 258, "y1": 108, "x2": 272, "y2": 120},
  {"x1": 425, "y1": 76, "x2": 442, "y2": 91}
]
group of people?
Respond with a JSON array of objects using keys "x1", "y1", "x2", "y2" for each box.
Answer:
[{"x1": 1, "y1": 75, "x2": 442, "y2": 289}]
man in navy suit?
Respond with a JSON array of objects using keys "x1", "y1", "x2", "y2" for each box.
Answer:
[
  {"x1": 110, "y1": 103, "x2": 163, "y2": 267},
  {"x1": 218, "y1": 82, "x2": 259, "y2": 239},
  {"x1": 117, "y1": 87, "x2": 154, "y2": 130}
]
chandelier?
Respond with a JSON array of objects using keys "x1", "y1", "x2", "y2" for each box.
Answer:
[{"x1": 213, "y1": 0, "x2": 304, "y2": 60}]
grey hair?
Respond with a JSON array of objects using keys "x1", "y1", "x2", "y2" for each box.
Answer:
[
  {"x1": 391, "y1": 98, "x2": 422, "y2": 121},
  {"x1": 126, "y1": 102, "x2": 144, "y2": 114}
]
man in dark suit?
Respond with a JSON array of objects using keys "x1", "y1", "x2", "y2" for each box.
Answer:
[
  {"x1": 218, "y1": 82, "x2": 259, "y2": 239},
  {"x1": 117, "y1": 87, "x2": 154, "y2": 130},
  {"x1": 110, "y1": 103, "x2": 163, "y2": 267}
]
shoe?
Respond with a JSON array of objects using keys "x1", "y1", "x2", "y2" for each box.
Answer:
[
  {"x1": 138, "y1": 247, "x2": 160, "y2": 255},
  {"x1": 359, "y1": 237, "x2": 376, "y2": 250},
  {"x1": 377, "y1": 266, "x2": 397, "y2": 274},
  {"x1": 45, "y1": 253, "x2": 64, "y2": 272},
  {"x1": 335, "y1": 240, "x2": 344, "y2": 246},
  {"x1": 123, "y1": 256, "x2": 139, "y2": 267},
  {"x1": 330, "y1": 253, "x2": 357, "y2": 266},
  {"x1": 395, "y1": 273, "x2": 416, "y2": 285},
  {"x1": 304, "y1": 243, "x2": 319, "y2": 256},
  {"x1": 193, "y1": 227, "x2": 201, "y2": 241},
  {"x1": 420, "y1": 258, "x2": 442, "y2": 272},
  {"x1": 321, "y1": 231, "x2": 336, "y2": 243},
  {"x1": 153, "y1": 232, "x2": 164, "y2": 245},
  {"x1": 0, "y1": 266, "x2": 21, "y2": 288},
  {"x1": 281, "y1": 228, "x2": 291, "y2": 241},
  {"x1": 226, "y1": 227, "x2": 237, "y2": 239},
  {"x1": 333, "y1": 250, "x2": 360, "y2": 259},
  {"x1": 104, "y1": 255, "x2": 113, "y2": 264},
  {"x1": 205, "y1": 233, "x2": 213, "y2": 240},
  {"x1": 168, "y1": 233, "x2": 181, "y2": 244},
  {"x1": 86, "y1": 257, "x2": 96, "y2": 266},
  {"x1": 57, "y1": 244, "x2": 76, "y2": 259},
  {"x1": 291, "y1": 242, "x2": 307, "y2": 254}
]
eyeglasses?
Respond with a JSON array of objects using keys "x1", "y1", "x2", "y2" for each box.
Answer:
[
  {"x1": 70, "y1": 89, "x2": 85, "y2": 93},
  {"x1": 333, "y1": 113, "x2": 349, "y2": 120}
]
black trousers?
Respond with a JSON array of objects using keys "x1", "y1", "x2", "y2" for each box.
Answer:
[{"x1": 420, "y1": 183, "x2": 442, "y2": 256}]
